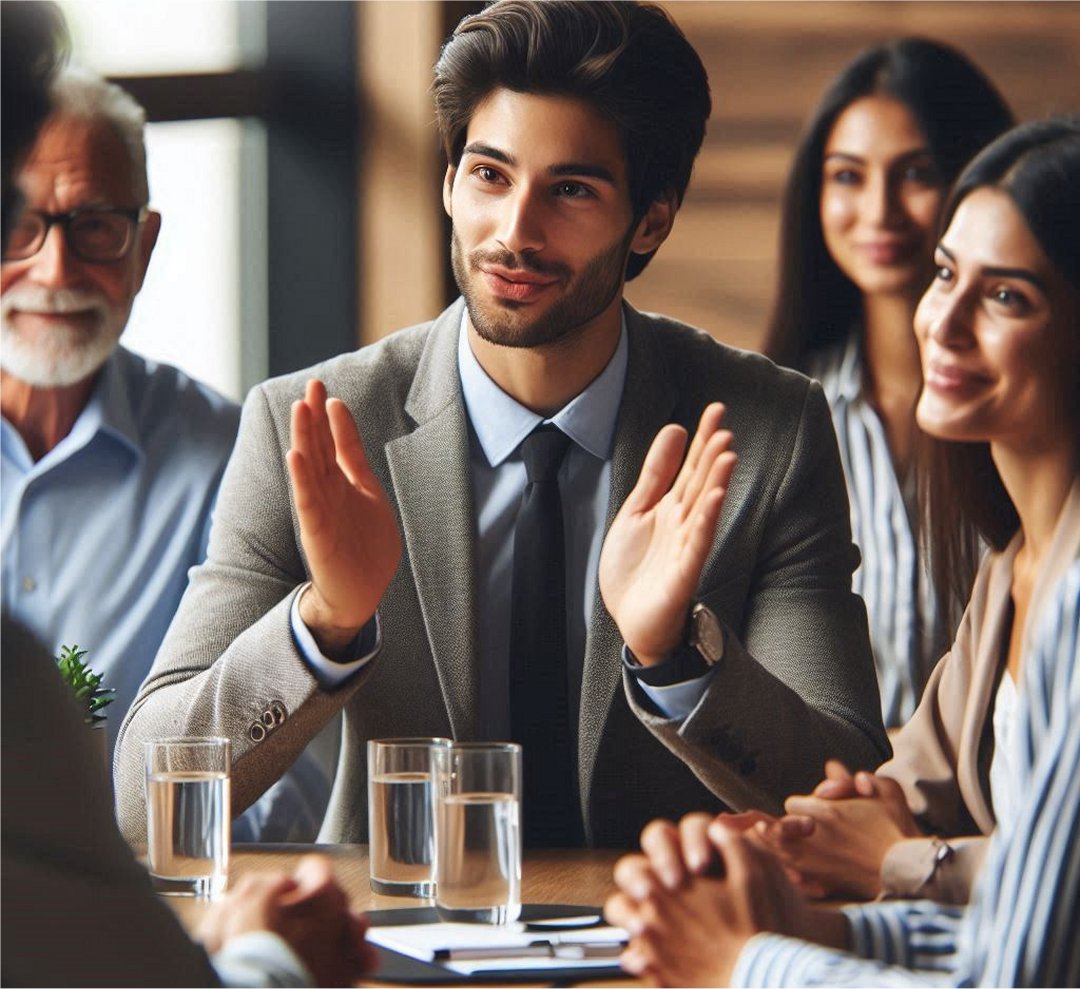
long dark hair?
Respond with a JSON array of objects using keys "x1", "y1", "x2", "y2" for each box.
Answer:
[
  {"x1": 920, "y1": 119, "x2": 1080, "y2": 621},
  {"x1": 763, "y1": 37, "x2": 1013, "y2": 369}
]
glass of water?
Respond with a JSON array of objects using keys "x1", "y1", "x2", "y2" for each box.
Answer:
[
  {"x1": 367, "y1": 737, "x2": 449, "y2": 896},
  {"x1": 433, "y1": 741, "x2": 522, "y2": 924},
  {"x1": 144, "y1": 737, "x2": 230, "y2": 898}
]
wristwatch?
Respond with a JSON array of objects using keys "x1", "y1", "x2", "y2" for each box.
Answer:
[{"x1": 688, "y1": 601, "x2": 725, "y2": 667}]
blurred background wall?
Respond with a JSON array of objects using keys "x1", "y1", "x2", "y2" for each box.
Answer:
[{"x1": 57, "y1": 0, "x2": 1080, "y2": 401}]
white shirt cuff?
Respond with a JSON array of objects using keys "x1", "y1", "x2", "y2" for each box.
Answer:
[
  {"x1": 290, "y1": 583, "x2": 381, "y2": 689},
  {"x1": 211, "y1": 930, "x2": 314, "y2": 987}
]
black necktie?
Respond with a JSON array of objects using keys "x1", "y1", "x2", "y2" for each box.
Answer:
[{"x1": 509, "y1": 425, "x2": 582, "y2": 847}]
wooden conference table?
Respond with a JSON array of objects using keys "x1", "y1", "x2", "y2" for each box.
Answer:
[{"x1": 164, "y1": 843, "x2": 636, "y2": 987}]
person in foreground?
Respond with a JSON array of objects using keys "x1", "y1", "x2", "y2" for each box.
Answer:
[
  {"x1": 114, "y1": 0, "x2": 888, "y2": 851},
  {"x1": 606, "y1": 559, "x2": 1080, "y2": 987},
  {"x1": 762, "y1": 38, "x2": 1012, "y2": 729},
  {"x1": 605, "y1": 118, "x2": 1080, "y2": 986},
  {"x1": 1, "y1": 615, "x2": 377, "y2": 987},
  {"x1": 0, "y1": 7, "x2": 374, "y2": 987}
]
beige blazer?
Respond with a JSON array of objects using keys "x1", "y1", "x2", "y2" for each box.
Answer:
[
  {"x1": 880, "y1": 479, "x2": 1080, "y2": 902},
  {"x1": 115, "y1": 301, "x2": 888, "y2": 848}
]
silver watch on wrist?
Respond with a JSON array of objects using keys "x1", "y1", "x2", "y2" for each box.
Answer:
[{"x1": 688, "y1": 602, "x2": 725, "y2": 667}]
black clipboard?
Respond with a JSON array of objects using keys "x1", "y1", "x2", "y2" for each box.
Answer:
[{"x1": 366, "y1": 904, "x2": 625, "y2": 984}]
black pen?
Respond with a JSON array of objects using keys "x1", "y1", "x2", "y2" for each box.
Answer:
[{"x1": 435, "y1": 939, "x2": 625, "y2": 962}]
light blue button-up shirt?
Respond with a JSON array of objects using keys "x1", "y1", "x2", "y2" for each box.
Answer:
[{"x1": 1, "y1": 346, "x2": 240, "y2": 756}]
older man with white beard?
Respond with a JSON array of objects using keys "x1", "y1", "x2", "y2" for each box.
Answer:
[
  {"x1": 1, "y1": 68, "x2": 339, "y2": 842},
  {"x1": 0, "y1": 67, "x2": 242, "y2": 760},
  {"x1": 2, "y1": 68, "x2": 339, "y2": 845}
]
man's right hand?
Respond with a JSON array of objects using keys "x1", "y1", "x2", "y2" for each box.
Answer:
[{"x1": 286, "y1": 378, "x2": 402, "y2": 656}]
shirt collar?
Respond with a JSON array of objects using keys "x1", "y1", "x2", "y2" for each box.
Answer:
[
  {"x1": 70, "y1": 348, "x2": 143, "y2": 458},
  {"x1": 457, "y1": 310, "x2": 628, "y2": 467},
  {"x1": 831, "y1": 332, "x2": 864, "y2": 406},
  {"x1": 2, "y1": 349, "x2": 144, "y2": 471}
]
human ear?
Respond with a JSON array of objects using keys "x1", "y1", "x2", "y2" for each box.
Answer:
[
  {"x1": 442, "y1": 164, "x2": 456, "y2": 218},
  {"x1": 630, "y1": 192, "x2": 677, "y2": 256},
  {"x1": 133, "y1": 210, "x2": 162, "y2": 293}
]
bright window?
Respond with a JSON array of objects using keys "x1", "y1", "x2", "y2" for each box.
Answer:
[{"x1": 57, "y1": 1, "x2": 266, "y2": 403}]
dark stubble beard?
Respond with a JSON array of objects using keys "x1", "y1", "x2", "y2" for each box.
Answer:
[{"x1": 451, "y1": 224, "x2": 636, "y2": 350}]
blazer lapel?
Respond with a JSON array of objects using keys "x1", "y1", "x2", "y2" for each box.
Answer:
[
  {"x1": 385, "y1": 300, "x2": 480, "y2": 740},
  {"x1": 578, "y1": 306, "x2": 679, "y2": 807}
]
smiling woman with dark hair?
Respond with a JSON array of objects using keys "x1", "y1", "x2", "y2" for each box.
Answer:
[{"x1": 764, "y1": 39, "x2": 1014, "y2": 729}]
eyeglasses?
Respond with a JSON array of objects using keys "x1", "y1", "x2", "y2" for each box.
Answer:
[{"x1": 2, "y1": 206, "x2": 148, "y2": 264}]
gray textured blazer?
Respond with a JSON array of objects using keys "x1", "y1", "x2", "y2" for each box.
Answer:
[{"x1": 115, "y1": 300, "x2": 888, "y2": 848}]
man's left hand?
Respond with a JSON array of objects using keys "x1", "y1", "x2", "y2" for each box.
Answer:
[{"x1": 599, "y1": 402, "x2": 736, "y2": 666}]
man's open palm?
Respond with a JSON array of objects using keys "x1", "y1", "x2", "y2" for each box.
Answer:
[
  {"x1": 599, "y1": 403, "x2": 736, "y2": 665},
  {"x1": 286, "y1": 379, "x2": 401, "y2": 652}
]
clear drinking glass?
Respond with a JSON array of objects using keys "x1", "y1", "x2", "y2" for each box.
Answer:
[
  {"x1": 367, "y1": 737, "x2": 450, "y2": 896},
  {"x1": 144, "y1": 736, "x2": 230, "y2": 898},
  {"x1": 434, "y1": 741, "x2": 522, "y2": 924}
]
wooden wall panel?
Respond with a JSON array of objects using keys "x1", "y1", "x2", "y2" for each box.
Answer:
[{"x1": 625, "y1": 1, "x2": 1080, "y2": 352}]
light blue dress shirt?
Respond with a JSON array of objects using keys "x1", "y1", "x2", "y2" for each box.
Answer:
[{"x1": 1, "y1": 346, "x2": 239, "y2": 757}]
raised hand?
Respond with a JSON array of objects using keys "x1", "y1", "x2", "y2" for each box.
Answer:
[
  {"x1": 599, "y1": 403, "x2": 736, "y2": 665},
  {"x1": 286, "y1": 379, "x2": 402, "y2": 655}
]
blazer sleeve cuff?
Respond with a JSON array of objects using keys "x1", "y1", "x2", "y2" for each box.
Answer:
[{"x1": 290, "y1": 583, "x2": 381, "y2": 689}]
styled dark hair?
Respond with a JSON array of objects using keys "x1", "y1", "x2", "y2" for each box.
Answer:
[
  {"x1": 432, "y1": 0, "x2": 711, "y2": 279},
  {"x1": 1, "y1": 0, "x2": 68, "y2": 245},
  {"x1": 920, "y1": 118, "x2": 1080, "y2": 621},
  {"x1": 763, "y1": 37, "x2": 1013, "y2": 367}
]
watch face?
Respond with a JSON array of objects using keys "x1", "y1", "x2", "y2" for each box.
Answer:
[{"x1": 692, "y1": 605, "x2": 724, "y2": 665}]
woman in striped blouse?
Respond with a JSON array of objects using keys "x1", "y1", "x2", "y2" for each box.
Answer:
[
  {"x1": 607, "y1": 561, "x2": 1080, "y2": 988},
  {"x1": 606, "y1": 118, "x2": 1080, "y2": 986},
  {"x1": 763, "y1": 39, "x2": 1012, "y2": 728}
]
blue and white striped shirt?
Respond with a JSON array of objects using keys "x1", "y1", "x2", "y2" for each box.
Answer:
[
  {"x1": 808, "y1": 338, "x2": 947, "y2": 727},
  {"x1": 733, "y1": 560, "x2": 1080, "y2": 987}
]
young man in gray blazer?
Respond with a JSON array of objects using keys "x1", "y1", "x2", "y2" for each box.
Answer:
[{"x1": 116, "y1": 0, "x2": 889, "y2": 849}]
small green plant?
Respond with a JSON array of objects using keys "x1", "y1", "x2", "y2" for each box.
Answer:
[{"x1": 55, "y1": 645, "x2": 115, "y2": 726}]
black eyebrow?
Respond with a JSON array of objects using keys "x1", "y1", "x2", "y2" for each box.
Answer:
[
  {"x1": 462, "y1": 143, "x2": 514, "y2": 165},
  {"x1": 823, "y1": 148, "x2": 934, "y2": 166},
  {"x1": 935, "y1": 244, "x2": 1049, "y2": 292},
  {"x1": 461, "y1": 143, "x2": 616, "y2": 185}
]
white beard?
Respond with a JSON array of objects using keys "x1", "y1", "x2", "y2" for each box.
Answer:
[{"x1": 0, "y1": 285, "x2": 126, "y2": 387}]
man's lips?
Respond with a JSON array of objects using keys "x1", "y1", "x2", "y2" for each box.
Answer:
[
  {"x1": 479, "y1": 266, "x2": 559, "y2": 303},
  {"x1": 7, "y1": 308, "x2": 101, "y2": 330}
]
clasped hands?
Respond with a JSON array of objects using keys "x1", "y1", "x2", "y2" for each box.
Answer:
[
  {"x1": 604, "y1": 760, "x2": 921, "y2": 986},
  {"x1": 198, "y1": 855, "x2": 377, "y2": 986}
]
